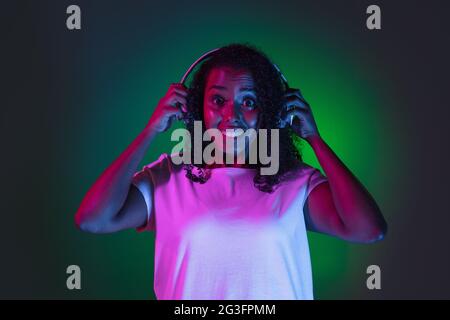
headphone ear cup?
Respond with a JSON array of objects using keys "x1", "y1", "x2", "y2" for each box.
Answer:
[{"x1": 275, "y1": 113, "x2": 288, "y2": 129}]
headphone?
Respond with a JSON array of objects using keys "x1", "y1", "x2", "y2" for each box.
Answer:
[{"x1": 176, "y1": 47, "x2": 293, "y2": 126}]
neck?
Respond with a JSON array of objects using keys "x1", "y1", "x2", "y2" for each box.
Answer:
[{"x1": 205, "y1": 163, "x2": 257, "y2": 169}]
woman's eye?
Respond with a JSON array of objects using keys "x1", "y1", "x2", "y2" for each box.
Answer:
[
  {"x1": 212, "y1": 95, "x2": 225, "y2": 106},
  {"x1": 242, "y1": 98, "x2": 256, "y2": 109}
]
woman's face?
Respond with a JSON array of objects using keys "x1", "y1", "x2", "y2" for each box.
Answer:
[{"x1": 203, "y1": 66, "x2": 260, "y2": 158}]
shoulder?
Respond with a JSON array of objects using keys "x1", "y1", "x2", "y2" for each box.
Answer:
[
  {"x1": 133, "y1": 153, "x2": 185, "y2": 184},
  {"x1": 143, "y1": 153, "x2": 170, "y2": 169},
  {"x1": 277, "y1": 162, "x2": 327, "y2": 196},
  {"x1": 281, "y1": 162, "x2": 326, "y2": 183},
  {"x1": 140, "y1": 152, "x2": 184, "y2": 173},
  {"x1": 298, "y1": 163, "x2": 328, "y2": 199}
]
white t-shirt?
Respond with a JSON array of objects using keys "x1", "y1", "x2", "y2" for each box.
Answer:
[{"x1": 132, "y1": 153, "x2": 328, "y2": 300}]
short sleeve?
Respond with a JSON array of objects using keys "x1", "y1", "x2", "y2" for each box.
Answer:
[
  {"x1": 131, "y1": 153, "x2": 170, "y2": 232},
  {"x1": 131, "y1": 168, "x2": 155, "y2": 232},
  {"x1": 305, "y1": 167, "x2": 328, "y2": 199}
]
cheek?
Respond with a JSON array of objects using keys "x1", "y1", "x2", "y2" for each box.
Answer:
[
  {"x1": 203, "y1": 104, "x2": 221, "y2": 129},
  {"x1": 243, "y1": 110, "x2": 260, "y2": 128}
]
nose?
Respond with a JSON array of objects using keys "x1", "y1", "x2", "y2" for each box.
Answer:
[{"x1": 222, "y1": 102, "x2": 241, "y2": 125}]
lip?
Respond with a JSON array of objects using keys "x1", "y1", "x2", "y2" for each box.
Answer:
[{"x1": 220, "y1": 127, "x2": 245, "y2": 138}]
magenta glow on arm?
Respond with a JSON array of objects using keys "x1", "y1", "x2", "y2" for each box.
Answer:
[{"x1": 307, "y1": 135, "x2": 387, "y2": 242}]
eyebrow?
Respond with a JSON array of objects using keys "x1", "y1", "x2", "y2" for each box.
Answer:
[{"x1": 207, "y1": 85, "x2": 255, "y2": 92}]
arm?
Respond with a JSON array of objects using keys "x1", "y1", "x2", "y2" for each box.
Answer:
[
  {"x1": 304, "y1": 135, "x2": 387, "y2": 243},
  {"x1": 75, "y1": 83, "x2": 188, "y2": 233},
  {"x1": 75, "y1": 126, "x2": 157, "y2": 233},
  {"x1": 281, "y1": 88, "x2": 387, "y2": 243}
]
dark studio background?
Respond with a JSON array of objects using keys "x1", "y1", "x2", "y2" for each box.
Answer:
[{"x1": 1, "y1": 0, "x2": 449, "y2": 299}]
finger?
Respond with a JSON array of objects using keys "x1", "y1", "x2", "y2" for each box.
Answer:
[
  {"x1": 166, "y1": 103, "x2": 184, "y2": 116},
  {"x1": 162, "y1": 115, "x2": 176, "y2": 132},
  {"x1": 284, "y1": 91, "x2": 308, "y2": 105},
  {"x1": 277, "y1": 117, "x2": 289, "y2": 129},
  {"x1": 172, "y1": 92, "x2": 187, "y2": 102},
  {"x1": 285, "y1": 88, "x2": 305, "y2": 99},
  {"x1": 281, "y1": 108, "x2": 307, "y2": 124},
  {"x1": 170, "y1": 83, "x2": 189, "y2": 95},
  {"x1": 175, "y1": 111, "x2": 186, "y2": 121},
  {"x1": 168, "y1": 104, "x2": 186, "y2": 117},
  {"x1": 170, "y1": 101, "x2": 188, "y2": 116},
  {"x1": 173, "y1": 87, "x2": 189, "y2": 97},
  {"x1": 281, "y1": 107, "x2": 304, "y2": 119},
  {"x1": 170, "y1": 95, "x2": 187, "y2": 108},
  {"x1": 167, "y1": 93, "x2": 187, "y2": 113},
  {"x1": 291, "y1": 115, "x2": 302, "y2": 127},
  {"x1": 174, "y1": 101, "x2": 188, "y2": 113},
  {"x1": 284, "y1": 91, "x2": 308, "y2": 107},
  {"x1": 284, "y1": 96, "x2": 309, "y2": 111}
]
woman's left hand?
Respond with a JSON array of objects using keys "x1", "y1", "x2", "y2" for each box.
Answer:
[{"x1": 279, "y1": 88, "x2": 320, "y2": 141}]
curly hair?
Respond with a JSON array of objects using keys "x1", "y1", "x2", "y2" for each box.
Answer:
[{"x1": 182, "y1": 43, "x2": 304, "y2": 193}]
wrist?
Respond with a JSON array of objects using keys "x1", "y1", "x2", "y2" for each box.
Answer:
[
  {"x1": 305, "y1": 133, "x2": 323, "y2": 147},
  {"x1": 143, "y1": 123, "x2": 160, "y2": 137}
]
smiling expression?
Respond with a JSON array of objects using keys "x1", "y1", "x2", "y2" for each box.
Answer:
[{"x1": 203, "y1": 66, "x2": 261, "y2": 157}]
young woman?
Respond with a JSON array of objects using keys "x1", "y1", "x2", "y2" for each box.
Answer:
[{"x1": 75, "y1": 44, "x2": 387, "y2": 300}]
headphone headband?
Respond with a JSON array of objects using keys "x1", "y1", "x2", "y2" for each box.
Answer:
[
  {"x1": 180, "y1": 48, "x2": 221, "y2": 84},
  {"x1": 177, "y1": 47, "x2": 291, "y2": 125},
  {"x1": 179, "y1": 47, "x2": 289, "y2": 89}
]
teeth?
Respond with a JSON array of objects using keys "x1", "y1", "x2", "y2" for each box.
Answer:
[{"x1": 223, "y1": 129, "x2": 244, "y2": 138}]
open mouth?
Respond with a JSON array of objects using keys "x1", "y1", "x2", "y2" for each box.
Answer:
[{"x1": 221, "y1": 128, "x2": 245, "y2": 138}]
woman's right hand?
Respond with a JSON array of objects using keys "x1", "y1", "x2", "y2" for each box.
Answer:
[{"x1": 146, "y1": 83, "x2": 189, "y2": 133}]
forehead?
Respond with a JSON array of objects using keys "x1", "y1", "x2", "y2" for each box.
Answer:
[{"x1": 205, "y1": 66, "x2": 254, "y2": 87}]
